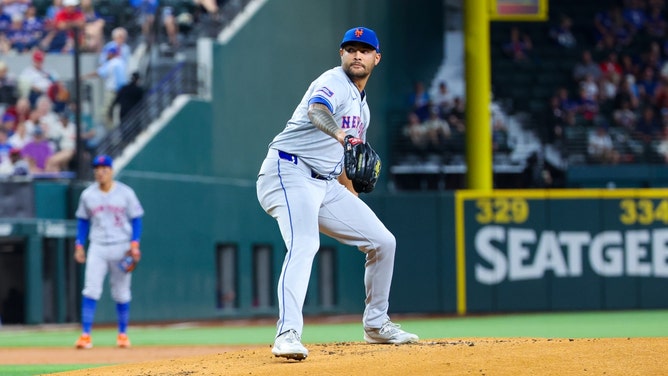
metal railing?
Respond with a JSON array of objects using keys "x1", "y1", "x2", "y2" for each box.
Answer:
[{"x1": 93, "y1": 61, "x2": 199, "y2": 159}]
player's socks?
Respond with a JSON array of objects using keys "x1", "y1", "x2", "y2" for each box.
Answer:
[
  {"x1": 81, "y1": 296, "x2": 97, "y2": 334},
  {"x1": 116, "y1": 302, "x2": 130, "y2": 334}
]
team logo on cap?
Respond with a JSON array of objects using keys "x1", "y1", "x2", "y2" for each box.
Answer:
[{"x1": 355, "y1": 28, "x2": 364, "y2": 38}]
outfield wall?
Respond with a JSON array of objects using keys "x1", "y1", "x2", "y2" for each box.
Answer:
[{"x1": 6, "y1": 176, "x2": 668, "y2": 324}]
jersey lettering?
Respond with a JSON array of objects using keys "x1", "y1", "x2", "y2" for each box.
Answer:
[
  {"x1": 91, "y1": 204, "x2": 127, "y2": 217},
  {"x1": 341, "y1": 115, "x2": 363, "y2": 129}
]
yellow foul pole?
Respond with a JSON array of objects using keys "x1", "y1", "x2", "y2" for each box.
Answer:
[{"x1": 464, "y1": 0, "x2": 493, "y2": 190}]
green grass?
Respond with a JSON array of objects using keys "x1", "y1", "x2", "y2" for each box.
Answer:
[
  {"x1": 1, "y1": 310, "x2": 667, "y2": 375},
  {"x1": 0, "y1": 364, "x2": 107, "y2": 376}
]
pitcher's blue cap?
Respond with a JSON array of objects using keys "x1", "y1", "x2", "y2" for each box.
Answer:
[
  {"x1": 92, "y1": 154, "x2": 113, "y2": 168},
  {"x1": 340, "y1": 27, "x2": 380, "y2": 52}
]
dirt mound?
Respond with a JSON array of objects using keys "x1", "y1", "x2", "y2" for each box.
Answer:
[{"x1": 44, "y1": 337, "x2": 667, "y2": 376}]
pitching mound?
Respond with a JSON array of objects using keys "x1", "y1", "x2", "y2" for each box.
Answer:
[{"x1": 38, "y1": 337, "x2": 668, "y2": 375}]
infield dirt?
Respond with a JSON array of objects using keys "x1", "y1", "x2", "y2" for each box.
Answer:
[{"x1": 7, "y1": 337, "x2": 667, "y2": 375}]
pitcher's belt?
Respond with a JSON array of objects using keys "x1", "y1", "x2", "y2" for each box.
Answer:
[{"x1": 277, "y1": 150, "x2": 332, "y2": 181}]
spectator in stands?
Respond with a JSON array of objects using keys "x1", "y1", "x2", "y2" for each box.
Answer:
[
  {"x1": 0, "y1": 128, "x2": 13, "y2": 173},
  {"x1": 45, "y1": 0, "x2": 62, "y2": 20},
  {"x1": 609, "y1": 5, "x2": 635, "y2": 47},
  {"x1": 40, "y1": 0, "x2": 62, "y2": 50},
  {"x1": 641, "y1": 41, "x2": 664, "y2": 74},
  {"x1": 635, "y1": 106, "x2": 661, "y2": 142},
  {"x1": 7, "y1": 147, "x2": 29, "y2": 175},
  {"x1": 573, "y1": 50, "x2": 602, "y2": 83},
  {"x1": 654, "y1": 124, "x2": 668, "y2": 163},
  {"x1": 0, "y1": 127, "x2": 11, "y2": 153},
  {"x1": 598, "y1": 70, "x2": 620, "y2": 108},
  {"x1": 0, "y1": 60, "x2": 18, "y2": 106},
  {"x1": 613, "y1": 99, "x2": 638, "y2": 131},
  {"x1": 1, "y1": 0, "x2": 30, "y2": 20},
  {"x1": 131, "y1": 0, "x2": 179, "y2": 50},
  {"x1": 619, "y1": 53, "x2": 640, "y2": 78},
  {"x1": 0, "y1": 112, "x2": 14, "y2": 133},
  {"x1": 131, "y1": 0, "x2": 157, "y2": 45},
  {"x1": 545, "y1": 95, "x2": 566, "y2": 146},
  {"x1": 109, "y1": 71, "x2": 144, "y2": 127},
  {"x1": 654, "y1": 75, "x2": 668, "y2": 109},
  {"x1": 193, "y1": 0, "x2": 219, "y2": 18},
  {"x1": 599, "y1": 52, "x2": 623, "y2": 81},
  {"x1": 7, "y1": 119, "x2": 30, "y2": 148},
  {"x1": 159, "y1": 6, "x2": 182, "y2": 51},
  {"x1": 423, "y1": 105, "x2": 451, "y2": 149},
  {"x1": 503, "y1": 26, "x2": 533, "y2": 63},
  {"x1": 0, "y1": 143, "x2": 13, "y2": 175},
  {"x1": 580, "y1": 73, "x2": 599, "y2": 101},
  {"x1": 645, "y1": 3, "x2": 667, "y2": 39},
  {"x1": 587, "y1": 123, "x2": 620, "y2": 164},
  {"x1": 447, "y1": 96, "x2": 466, "y2": 134},
  {"x1": 402, "y1": 111, "x2": 428, "y2": 151},
  {"x1": 490, "y1": 101, "x2": 509, "y2": 152},
  {"x1": 623, "y1": 0, "x2": 648, "y2": 35},
  {"x1": 431, "y1": 81, "x2": 453, "y2": 118},
  {"x1": 80, "y1": 0, "x2": 104, "y2": 53},
  {"x1": 575, "y1": 86, "x2": 599, "y2": 126},
  {"x1": 1, "y1": 13, "x2": 39, "y2": 53},
  {"x1": 661, "y1": 107, "x2": 668, "y2": 129},
  {"x1": 44, "y1": 0, "x2": 84, "y2": 53},
  {"x1": 549, "y1": 14, "x2": 577, "y2": 49},
  {"x1": 100, "y1": 27, "x2": 131, "y2": 65},
  {"x1": 555, "y1": 87, "x2": 577, "y2": 114},
  {"x1": 76, "y1": 102, "x2": 103, "y2": 151},
  {"x1": 23, "y1": 5, "x2": 45, "y2": 47},
  {"x1": 44, "y1": 109, "x2": 74, "y2": 172},
  {"x1": 594, "y1": 33, "x2": 619, "y2": 61},
  {"x1": 408, "y1": 80, "x2": 430, "y2": 122},
  {"x1": 83, "y1": 46, "x2": 128, "y2": 129},
  {"x1": 615, "y1": 75, "x2": 641, "y2": 110},
  {"x1": 21, "y1": 125, "x2": 53, "y2": 173},
  {"x1": 0, "y1": 6, "x2": 10, "y2": 34},
  {"x1": 26, "y1": 94, "x2": 59, "y2": 142},
  {"x1": 47, "y1": 79, "x2": 69, "y2": 113},
  {"x1": 2, "y1": 96, "x2": 30, "y2": 131},
  {"x1": 17, "y1": 50, "x2": 58, "y2": 108},
  {"x1": 637, "y1": 66, "x2": 659, "y2": 103}
]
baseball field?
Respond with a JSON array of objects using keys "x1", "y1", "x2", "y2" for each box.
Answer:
[{"x1": 0, "y1": 310, "x2": 667, "y2": 375}]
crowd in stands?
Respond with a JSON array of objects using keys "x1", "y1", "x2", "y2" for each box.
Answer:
[
  {"x1": 0, "y1": 0, "x2": 227, "y2": 55},
  {"x1": 396, "y1": 0, "x2": 668, "y2": 192},
  {"x1": 0, "y1": 0, "x2": 234, "y2": 178},
  {"x1": 0, "y1": 0, "x2": 138, "y2": 178},
  {"x1": 0, "y1": 43, "x2": 148, "y2": 177},
  {"x1": 399, "y1": 79, "x2": 509, "y2": 163},
  {"x1": 538, "y1": 0, "x2": 668, "y2": 165}
]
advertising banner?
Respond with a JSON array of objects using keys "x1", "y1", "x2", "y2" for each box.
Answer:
[{"x1": 456, "y1": 190, "x2": 668, "y2": 314}]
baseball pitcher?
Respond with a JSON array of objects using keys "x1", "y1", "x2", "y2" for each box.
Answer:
[{"x1": 256, "y1": 26, "x2": 418, "y2": 361}]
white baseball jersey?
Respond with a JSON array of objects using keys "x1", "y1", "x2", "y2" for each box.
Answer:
[
  {"x1": 269, "y1": 66, "x2": 370, "y2": 177},
  {"x1": 76, "y1": 181, "x2": 144, "y2": 244},
  {"x1": 257, "y1": 65, "x2": 395, "y2": 339}
]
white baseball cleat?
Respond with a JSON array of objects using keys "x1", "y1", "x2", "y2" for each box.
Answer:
[
  {"x1": 364, "y1": 321, "x2": 419, "y2": 344},
  {"x1": 272, "y1": 329, "x2": 308, "y2": 360}
]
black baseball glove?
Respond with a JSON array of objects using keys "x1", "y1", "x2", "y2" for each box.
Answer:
[{"x1": 343, "y1": 135, "x2": 381, "y2": 193}]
